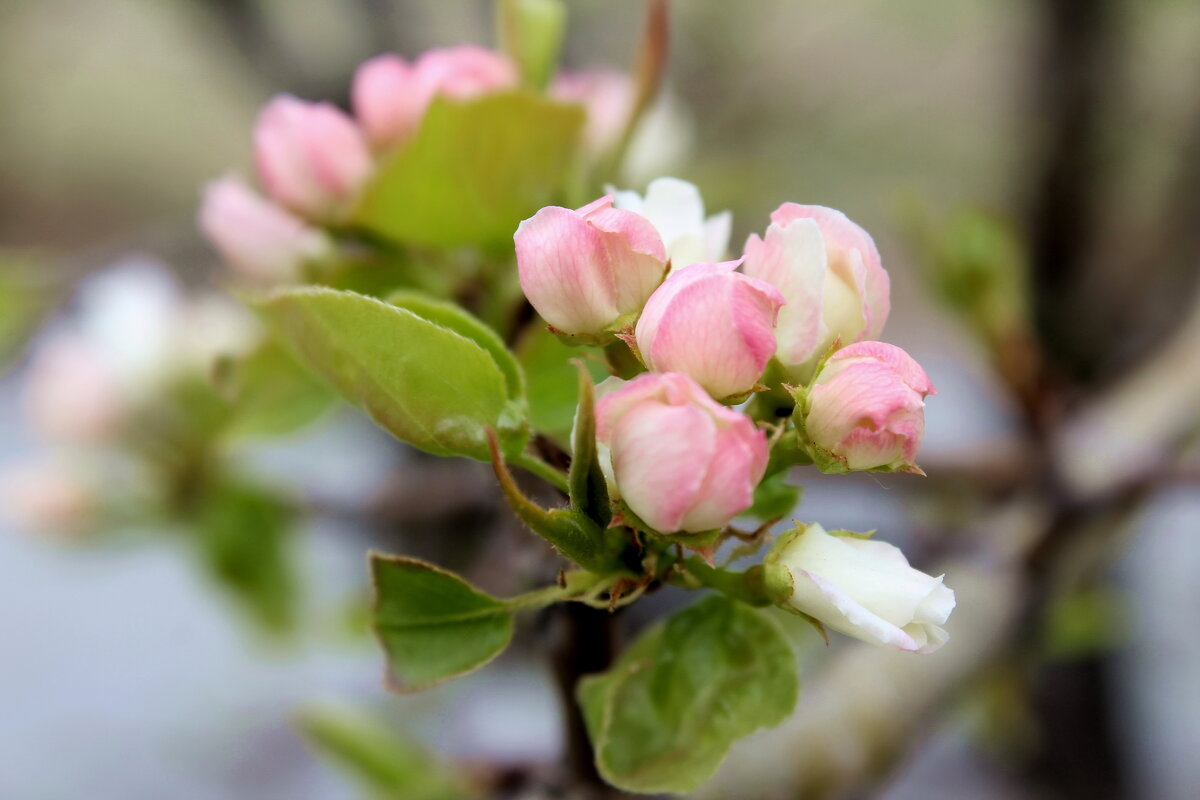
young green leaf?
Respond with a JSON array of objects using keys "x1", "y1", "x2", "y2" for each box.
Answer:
[
  {"x1": 514, "y1": 323, "x2": 607, "y2": 445},
  {"x1": 351, "y1": 91, "x2": 584, "y2": 248},
  {"x1": 219, "y1": 338, "x2": 336, "y2": 439},
  {"x1": 387, "y1": 290, "x2": 526, "y2": 402},
  {"x1": 296, "y1": 704, "x2": 470, "y2": 800},
  {"x1": 256, "y1": 287, "x2": 528, "y2": 460},
  {"x1": 578, "y1": 595, "x2": 799, "y2": 794},
  {"x1": 370, "y1": 554, "x2": 514, "y2": 692},
  {"x1": 194, "y1": 480, "x2": 298, "y2": 634}
]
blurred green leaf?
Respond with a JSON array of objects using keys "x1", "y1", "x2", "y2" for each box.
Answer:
[
  {"x1": 297, "y1": 704, "x2": 469, "y2": 800},
  {"x1": 578, "y1": 595, "x2": 799, "y2": 794},
  {"x1": 0, "y1": 255, "x2": 60, "y2": 371},
  {"x1": 351, "y1": 91, "x2": 584, "y2": 248},
  {"x1": 220, "y1": 339, "x2": 336, "y2": 439},
  {"x1": 745, "y1": 471, "x2": 803, "y2": 522},
  {"x1": 514, "y1": 322, "x2": 606, "y2": 444},
  {"x1": 195, "y1": 480, "x2": 297, "y2": 633},
  {"x1": 370, "y1": 554, "x2": 514, "y2": 692},
  {"x1": 387, "y1": 290, "x2": 525, "y2": 402},
  {"x1": 497, "y1": 0, "x2": 566, "y2": 90},
  {"x1": 256, "y1": 287, "x2": 528, "y2": 461}
]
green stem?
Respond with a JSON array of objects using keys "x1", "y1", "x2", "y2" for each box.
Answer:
[
  {"x1": 504, "y1": 571, "x2": 608, "y2": 611},
  {"x1": 512, "y1": 452, "x2": 570, "y2": 493},
  {"x1": 672, "y1": 557, "x2": 775, "y2": 607}
]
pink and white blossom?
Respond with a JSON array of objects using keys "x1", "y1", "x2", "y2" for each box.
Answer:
[
  {"x1": 610, "y1": 177, "x2": 731, "y2": 271},
  {"x1": 635, "y1": 262, "x2": 784, "y2": 401},
  {"x1": 743, "y1": 204, "x2": 890, "y2": 379},
  {"x1": 767, "y1": 523, "x2": 955, "y2": 653},
  {"x1": 595, "y1": 372, "x2": 768, "y2": 533},
  {"x1": 515, "y1": 195, "x2": 667, "y2": 337},
  {"x1": 804, "y1": 341, "x2": 934, "y2": 472}
]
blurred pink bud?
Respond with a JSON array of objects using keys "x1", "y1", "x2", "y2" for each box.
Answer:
[
  {"x1": 24, "y1": 335, "x2": 125, "y2": 443},
  {"x1": 596, "y1": 372, "x2": 768, "y2": 533},
  {"x1": 551, "y1": 68, "x2": 633, "y2": 155},
  {"x1": 0, "y1": 462, "x2": 96, "y2": 536},
  {"x1": 254, "y1": 95, "x2": 372, "y2": 221},
  {"x1": 352, "y1": 54, "x2": 423, "y2": 150},
  {"x1": 416, "y1": 45, "x2": 518, "y2": 100},
  {"x1": 805, "y1": 342, "x2": 934, "y2": 472},
  {"x1": 515, "y1": 195, "x2": 667, "y2": 337},
  {"x1": 353, "y1": 47, "x2": 517, "y2": 151},
  {"x1": 743, "y1": 204, "x2": 890, "y2": 379},
  {"x1": 635, "y1": 262, "x2": 784, "y2": 401},
  {"x1": 199, "y1": 175, "x2": 331, "y2": 283}
]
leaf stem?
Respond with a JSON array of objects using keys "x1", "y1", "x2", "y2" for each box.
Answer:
[
  {"x1": 672, "y1": 556, "x2": 775, "y2": 607},
  {"x1": 511, "y1": 451, "x2": 570, "y2": 492}
]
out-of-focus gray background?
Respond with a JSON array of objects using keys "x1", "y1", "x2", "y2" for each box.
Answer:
[{"x1": 3, "y1": 1, "x2": 1200, "y2": 798}]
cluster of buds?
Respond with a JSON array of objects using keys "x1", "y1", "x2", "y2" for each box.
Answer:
[
  {"x1": 199, "y1": 46, "x2": 650, "y2": 285},
  {"x1": 515, "y1": 179, "x2": 951, "y2": 652}
]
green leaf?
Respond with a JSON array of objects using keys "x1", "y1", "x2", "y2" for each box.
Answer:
[
  {"x1": 387, "y1": 290, "x2": 525, "y2": 402},
  {"x1": 745, "y1": 471, "x2": 803, "y2": 522},
  {"x1": 579, "y1": 596, "x2": 799, "y2": 794},
  {"x1": 370, "y1": 554, "x2": 514, "y2": 692},
  {"x1": 497, "y1": 0, "x2": 566, "y2": 90},
  {"x1": 0, "y1": 255, "x2": 60, "y2": 372},
  {"x1": 194, "y1": 480, "x2": 297, "y2": 633},
  {"x1": 514, "y1": 322, "x2": 606, "y2": 444},
  {"x1": 351, "y1": 91, "x2": 584, "y2": 248},
  {"x1": 256, "y1": 287, "x2": 527, "y2": 460},
  {"x1": 297, "y1": 704, "x2": 469, "y2": 800},
  {"x1": 219, "y1": 339, "x2": 336, "y2": 439}
]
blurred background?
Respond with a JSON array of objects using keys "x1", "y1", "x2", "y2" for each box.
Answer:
[{"x1": 2, "y1": 1, "x2": 1200, "y2": 798}]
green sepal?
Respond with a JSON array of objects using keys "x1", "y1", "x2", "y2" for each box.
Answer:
[
  {"x1": 488, "y1": 430, "x2": 629, "y2": 574},
  {"x1": 568, "y1": 362, "x2": 612, "y2": 529}
]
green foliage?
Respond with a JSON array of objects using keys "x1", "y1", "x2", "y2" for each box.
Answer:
[
  {"x1": 387, "y1": 290, "x2": 525, "y2": 402},
  {"x1": 370, "y1": 554, "x2": 514, "y2": 692},
  {"x1": 219, "y1": 339, "x2": 336, "y2": 439},
  {"x1": 514, "y1": 323, "x2": 606, "y2": 445},
  {"x1": 194, "y1": 480, "x2": 297, "y2": 633},
  {"x1": 256, "y1": 287, "x2": 528, "y2": 461},
  {"x1": 0, "y1": 255, "x2": 59, "y2": 371},
  {"x1": 497, "y1": 0, "x2": 566, "y2": 90},
  {"x1": 578, "y1": 595, "x2": 799, "y2": 794},
  {"x1": 351, "y1": 91, "x2": 584, "y2": 249},
  {"x1": 297, "y1": 704, "x2": 469, "y2": 800},
  {"x1": 746, "y1": 470, "x2": 803, "y2": 522}
]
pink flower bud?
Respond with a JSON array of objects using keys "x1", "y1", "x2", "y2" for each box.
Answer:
[
  {"x1": 353, "y1": 47, "x2": 517, "y2": 151},
  {"x1": 743, "y1": 204, "x2": 890, "y2": 379},
  {"x1": 199, "y1": 175, "x2": 331, "y2": 284},
  {"x1": 596, "y1": 373, "x2": 768, "y2": 533},
  {"x1": 804, "y1": 342, "x2": 934, "y2": 472},
  {"x1": 24, "y1": 334, "x2": 125, "y2": 443},
  {"x1": 352, "y1": 54, "x2": 423, "y2": 150},
  {"x1": 635, "y1": 262, "x2": 784, "y2": 401},
  {"x1": 415, "y1": 45, "x2": 518, "y2": 101},
  {"x1": 515, "y1": 195, "x2": 667, "y2": 337},
  {"x1": 0, "y1": 461, "x2": 97, "y2": 537},
  {"x1": 254, "y1": 95, "x2": 372, "y2": 221},
  {"x1": 551, "y1": 68, "x2": 633, "y2": 155}
]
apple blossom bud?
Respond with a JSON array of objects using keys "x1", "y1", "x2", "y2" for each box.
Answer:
[
  {"x1": 416, "y1": 45, "x2": 518, "y2": 100},
  {"x1": 743, "y1": 204, "x2": 890, "y2": 379},
  {"x1": 765, "y1": 523, "x2": 955, "y2": 653},
  {"x1": 610, "y1": 177, "x2": 731, "y2": 271},
  {"x1": 635, "y1": 262, "x2": 784, "y2": 401},
  {"x1": 352, "y1": 54, "x2": 423, "y2": 150},
  {"x1": 515, "y1": 195, "x2": 667, "y2": 339},
  {"x1": 23, "y1": 334, "x2": 125, "y2": 443},
  {"x1": 254, "y1": 95, "x2": 372, "y2": 221},
  {"x1": 0, "y1": 461, "x2": 97, "y2": 536},
  {"x1": 595, "y1": 372, "x2": 768, "y2": 533},
  {"x1": 551, "y1": 68, "x2": 632, "y2": 155},
  {"x1": 803, "y1": 342, "x2": 934, "y2": 472},
  {"x1": 199, "y1": 175, "x2": 331, "y2": 284}
]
